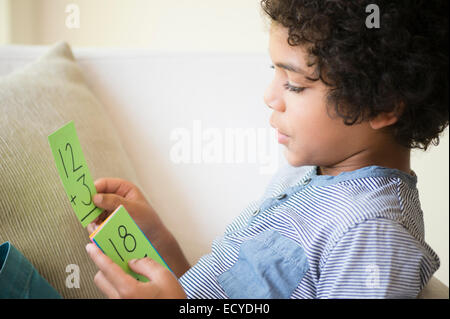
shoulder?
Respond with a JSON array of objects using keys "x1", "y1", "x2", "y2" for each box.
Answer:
[
  {"x1": 278, "y1": 172, "x2": 426, "y2": 269},
  {"x1": 321, "y1": 172, "x2": 425, "y2": 244},
  {"x1": 317, "y1": 217, "x2": 440, "y2": 297}
]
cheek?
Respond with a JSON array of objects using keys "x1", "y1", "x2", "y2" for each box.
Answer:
[
  {"x1": 286, "y1": 98, "x2": 347, "y2": 156},
  {"x1": 287, "y1": 96, "x2": 331, "y2": 142}
]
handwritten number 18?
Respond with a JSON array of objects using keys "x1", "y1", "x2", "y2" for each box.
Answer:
[{"x1": 108, "y1": 225, "x2": 148, "y2": 280}]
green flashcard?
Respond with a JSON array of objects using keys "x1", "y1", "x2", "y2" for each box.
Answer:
[
  {"x1": 48, "y1": 121, "x2": 102, "y2": 227},
  {"x1": 89, "y1": 205, "x2": 171, "y2": 282}
]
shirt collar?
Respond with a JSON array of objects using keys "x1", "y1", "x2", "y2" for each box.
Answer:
[{"x1": 301, "y1": 165, "x2": 418, "y2": 189}]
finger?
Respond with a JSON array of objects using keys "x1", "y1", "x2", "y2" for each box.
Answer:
[
  {"x1": 86, "y1": 243, "x2": 135, "y2": 289},
  {"x1": 94, "y1": 271, "x2": 120, "y2": 299},
  {"x1": 128, "y1": 258, "x2": 171, "y2": 283},
  {"x1": 89, "y1": 209, "x2": 109, "y2": 224},
  {"x1": 86, "y1": 210, "x2": 110, "y2": 234},
  {"x1": 87, "y1": 222, "x2": 97, "y2": 234},
  {"x1": 94, "y1": 178, "x2": 135, "y2": 198},
  {"x1": 92, "y1": 193, "x2": 127, "y2": 213},
  {"x1": 96, "y1": 209, "x2": 109, "y2": 222}
]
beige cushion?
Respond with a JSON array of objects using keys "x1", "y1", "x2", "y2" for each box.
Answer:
[
  {"x1": 417, "y1": 276, "x2": 449, "y2": 299},
  {"x1": 0, "y1": 42, "x2": 140, "y2": 298}
]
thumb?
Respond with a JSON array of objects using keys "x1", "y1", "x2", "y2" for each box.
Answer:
[
  {"x1": 93, "y1": 193, "x2": 127, "y2": 212},
  {"x1": 128, "y1": 258, "x2": 168, "y2": 282}
]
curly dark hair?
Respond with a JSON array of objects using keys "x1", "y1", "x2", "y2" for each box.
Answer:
[{"x1": 260, "y1": 0, "x2": 449, "y2": 150}]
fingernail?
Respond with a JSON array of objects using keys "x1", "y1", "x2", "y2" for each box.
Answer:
[
  {"x1": 129, "y1": 259, "x2": 137, "y2": 265},
  {"x1": 86, "y1": 243, "x2": 93, "y2": 253},
  {"x1": 93, "y1": 194, "x2": 102, "y2": 204}
]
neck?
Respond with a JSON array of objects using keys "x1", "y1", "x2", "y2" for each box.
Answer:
[{"x1": 319, "y1": 138, "x2": 411, "y2": 177}]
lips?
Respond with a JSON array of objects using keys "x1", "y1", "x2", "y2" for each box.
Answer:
[
  {"x1": 277, "y1": 129, "x2": 289, "y2": 137},
  {"x1": 270, "y1": 121, "x2": 289, "y2": 137},
  {"x1": 273, "y1": 126, "x2": 289, "y2": 137},
  {"x1": 277, "y1": 130, "x2": 289, "y2": 144}
]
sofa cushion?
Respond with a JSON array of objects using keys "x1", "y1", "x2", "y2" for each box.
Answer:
[
  {"x1": 0, "y1": 42, "x2": 140, "y2": 298},
  {"x1": 417, "y1": 276, "x2": 449, "y2": 299}
]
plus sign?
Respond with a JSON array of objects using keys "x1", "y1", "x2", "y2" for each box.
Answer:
[{"x1": 70, "y1": 194, "x2": 76, "y2": 205}]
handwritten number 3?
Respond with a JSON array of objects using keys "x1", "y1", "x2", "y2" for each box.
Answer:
[{"x1": 77, "y1": 173, "x2": 92, "y2": 206}]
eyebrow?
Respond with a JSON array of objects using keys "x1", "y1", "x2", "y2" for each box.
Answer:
[
  {"x1": 268, "y1": 48, "x2": 319, "y2": 82},
  {"x1": 274, "y1": 62, "x2": 308, "y2": 75}
]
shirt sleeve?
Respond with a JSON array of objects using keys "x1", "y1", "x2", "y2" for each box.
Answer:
[{"x1": 316, "y1": 218, "x2": 439, "y2": 299}]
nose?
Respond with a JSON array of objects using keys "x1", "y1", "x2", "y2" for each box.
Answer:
[{"x1": 263, "y1": 80, "x2": 285, "y2": 112}]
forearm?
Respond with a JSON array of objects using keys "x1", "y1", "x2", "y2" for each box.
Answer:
[{"x1": 151, "y1": 226, "x2": 191, "y2": 278}]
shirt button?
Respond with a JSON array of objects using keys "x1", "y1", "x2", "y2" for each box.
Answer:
[
  {"x1": 252, "y1": 208, "x2": 261, "y2": 216},
  {"x1": 276, "y1": 193, "x2": 287, "y2": 200}
]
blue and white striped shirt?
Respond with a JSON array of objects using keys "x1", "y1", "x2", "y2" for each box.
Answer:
[{"x1": 179, "y1": 164, "x2": 440, "y2": 298}]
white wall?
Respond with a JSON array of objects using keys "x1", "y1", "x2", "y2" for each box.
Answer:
[
  {"x1": 0, "y1": 0, "x2": 11, "y2": 44},
  {"x1": 2, "y1": 0, "x2": 448, "y2": 286},
  {"x1": 411, "y1": 130, "x2": 449, "y2": 286},
  {"x1": 5, "y1": 0, "x2": 269, "y2": 52}
]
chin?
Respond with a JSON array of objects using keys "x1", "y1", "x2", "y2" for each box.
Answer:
[
  {"x1": 283, "y1": 149, "x2": 307, "y2": 167},
  {"x1": 283, "y1": 148, "x2": 319, "y2": 168}
]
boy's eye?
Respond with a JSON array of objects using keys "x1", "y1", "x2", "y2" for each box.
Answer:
[
  {"x1": 283, "y1": 82, "x2": 306, "y2": 94},
  {"x1": 270, "y1": 65, "x2": 306, "y2": 94}
]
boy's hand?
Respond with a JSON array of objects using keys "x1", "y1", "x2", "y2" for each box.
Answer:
[
  {"x1": 86, "y1": 243, "x2": 187, "y2": 299},
  {"x1": 88, "y1": 178, "x2": 165, "y2": 244},
  {"x1": 90, "y1": 177, "x2": 192, "y2": 278}
]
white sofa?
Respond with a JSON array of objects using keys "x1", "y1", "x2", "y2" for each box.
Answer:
[{"x1": 0, "y1": 44, "x2": 447, "y2": 299}]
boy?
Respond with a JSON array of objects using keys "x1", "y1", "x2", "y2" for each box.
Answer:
[{"x1": 86, "y1": 0, "x2": 448, "y2": 298}]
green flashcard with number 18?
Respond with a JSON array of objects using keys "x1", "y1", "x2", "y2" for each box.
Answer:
[
  {"x1": 89, "y1": 205, "x2": 172, "y2": 282},
  {"x1": 48, "y1": 121, "x2": 102, "y2": 227}
]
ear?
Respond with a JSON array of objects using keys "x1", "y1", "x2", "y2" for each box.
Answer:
[{"x1": 369, "y1": 102, "x2": 405, "y2": 130}]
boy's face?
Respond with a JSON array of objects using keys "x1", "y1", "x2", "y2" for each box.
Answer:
[{"x1": 265, "y1": 23, "x2": 374, "y2": 170}]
